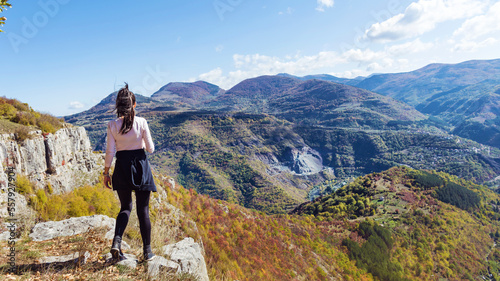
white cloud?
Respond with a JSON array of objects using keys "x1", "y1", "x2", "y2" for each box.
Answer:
[
  {"x1": 452, "y1": 37, "x2": 498, "y2": 52},
  {"x1": 215, "y1": 45, "x2": 224, "y2": 52},
  {"x1": 453, "y1": 2, "x2": 500, "y2": 40},
  {"x1": 316, "y1": 0, "x2": 334, "y2": 12},
  {"x1": 387, "y1": 38, "x2": 434, "y2": 56},
  {"x1": 279, "y1": 7, "x2": 294, "y2": 15},
  {"x1": 341, "y1": 48, "x2": 386, "y2": 63},
  {"x1": 194, "y1": 48, "x2": 394, "y2": 88},
  {"x1": 69, "y1": 101, "x2": 84, "y2": 109},
  {"x1": 365, "y1": 0, "x2": 488, "y2": 42}
]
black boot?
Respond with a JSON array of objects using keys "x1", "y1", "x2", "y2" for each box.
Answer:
[
  {"x1": 143, "y1": 244, "x2": 155, "y2": 261},
  {"x1": 111, "y1": 236, "x2": 123, "y2": 260}
]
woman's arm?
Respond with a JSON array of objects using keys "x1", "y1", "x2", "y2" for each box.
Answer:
[
  {"x1": 104, "y1": 122, "x2": 116, "y2": 189},
  {"x1": 143, "y1": 119, "x2": 155, "y2": 153}
]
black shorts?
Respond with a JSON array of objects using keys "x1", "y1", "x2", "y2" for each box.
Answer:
[{"x1": 112, "y1": 149, "x2": 157, "y2": 192}]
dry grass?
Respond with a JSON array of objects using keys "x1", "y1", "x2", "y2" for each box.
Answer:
[{"x1": 0, "y1": 118, "x2": 23, "y2": 134}]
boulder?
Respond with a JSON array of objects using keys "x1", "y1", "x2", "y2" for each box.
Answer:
[
  {"x1": 103, "y1": 252, "x2": 138, "y2": 269},
  {"x1": 147, "y1": 256, "x2": 179, "y2": 279},
  {"x1": 162, "y1": 237, "x2": 209, "y2": 281},
  {"x1": 29, "y1": 215, "x2": 115, "y2": 241}
]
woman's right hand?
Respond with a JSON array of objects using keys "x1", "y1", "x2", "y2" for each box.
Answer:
[{"x1": 104, "y1": 175, "x2": 112, "y2": 189}]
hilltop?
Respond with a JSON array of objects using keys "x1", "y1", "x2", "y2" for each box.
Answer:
[
  {"x1": 204, "y1": 76, "x2": 425, "y2": 128},
  {"x1": 292, "y1": 166, "x2": 500, "y2": 280},
  {"x1": 355, "y1": 59, "x2": 500, "y2": 106}
]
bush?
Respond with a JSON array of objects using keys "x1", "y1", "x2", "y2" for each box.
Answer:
[
  {"x1": 0, "y1": 103, "x2": 17, "y2": 119},
  {"x1": 38, "y1": 184, "x2": 119, "y2": 221},
  {"x1": 41, "y1": 196, "x2": 68, "y2": 221},
  {"x1": 16, "y1": 175, "x2": 34, "y2": 195},
  {"x1": 37, "y1": 113, "x2": 63, "y2": 134},
  {"x1": 12, "y1": 111, "x2": 36, "y2": 126},
  {"x1": 14, "y1": 126, "x2": 32, "y2": 142}
]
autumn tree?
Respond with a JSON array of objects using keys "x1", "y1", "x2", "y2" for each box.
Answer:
[{"x1": 0, "y1": 0, "x2": 11, "y2": 32}]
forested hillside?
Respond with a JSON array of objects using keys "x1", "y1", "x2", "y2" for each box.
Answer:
[{"x1": 293, "y1": 166, "x2": 500, "y2": 280}]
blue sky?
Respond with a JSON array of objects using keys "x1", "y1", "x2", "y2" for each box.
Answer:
[{"x1": 1, "y1": 0, "x2": 499, "y2": 116}]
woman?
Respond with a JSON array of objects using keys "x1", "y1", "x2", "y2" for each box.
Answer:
[{"x1": 103, "y1": 83, "x2": 156, "y2": 261}]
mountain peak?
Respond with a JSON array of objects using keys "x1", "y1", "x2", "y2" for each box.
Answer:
[{"x1": 151, "y1": 80, "x2": 225, "y2": 106}]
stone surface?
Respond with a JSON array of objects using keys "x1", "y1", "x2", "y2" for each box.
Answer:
[
  {"x1": 147, "y1": 255, "x2": 179, "y2": 279},
  {"x1": 162, "y1": 237, "x2": 209, "y2": 281},
  {"x1": 38, "y1": 251, "x2": 90, "y2": 265},
  {"x1": 103, "y1": 252, "x2": 138, "y2": 269},
  {"x1": 0, "y1": 125, "x2": 103, "y2": 195},
  {"x1": 29, "y1": 215, "x2": 115, "y2": 241},
  {"x1": 289, "y1": 146, "x2": 323, "y2": 175},
  {"x1": 0, "y1": 191, "x2": 31, "y2": 221}
]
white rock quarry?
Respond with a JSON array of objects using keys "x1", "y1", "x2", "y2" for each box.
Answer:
[{"x1": 289, "y1": 146, "x2": 323, "y2": 175}]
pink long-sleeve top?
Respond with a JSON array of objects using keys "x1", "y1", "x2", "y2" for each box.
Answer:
[{"x1": 105, "y1": 116, "x2": 155, "y2": 167}]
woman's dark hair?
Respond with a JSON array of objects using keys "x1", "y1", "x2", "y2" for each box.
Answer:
[{"x1": 115, "y1": 83, "x2": 136, "y2": 134}]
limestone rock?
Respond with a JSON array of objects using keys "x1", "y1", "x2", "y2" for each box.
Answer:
[
  {"x1": 29, "y1": 215, "x2": 115, "y2": 241},
  {"x1": 147, "y1": 255, "x2": 179, "y2": 279},
  {"x1": 103, "y1": 252, "x2": 138, "y2": 269},
  {"x1": 162, "y1": 237, "x2": 209, "y2": 281},
  {"x1": 38, "y1": 251, "x2": 90, "y2": 265},
  {"x1": 0, "y1": 125, "x2": 103, "y2": 194},
  {"x1": 0, "y1": 191, "x2": 31, "y2": 221}
]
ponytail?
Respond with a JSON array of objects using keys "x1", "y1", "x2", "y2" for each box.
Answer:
[{"x1": 115, "y1": 83, "x2": 136, "y2": 134}]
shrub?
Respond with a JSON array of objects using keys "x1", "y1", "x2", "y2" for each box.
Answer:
[
  {"x1": 46, "y1": 183, "x2": 53, "y2": 194},
  {"x1": 38, "y1": 184, "x2": 119, "y2": 221},
  {"x1": 14, "y1": 126, "x2": 32, "y2": 142},
  {"x1": 16, "y1": 175, "x2": 34, "y2": 195},
  {"x1": 41, "y1": 195, "x2": 68, "y2": 221},
  {"x1": 1, "y1": 97, "x2": 64, "y2": 134},
  {"x1": 67, "y1": 195, "x2": 91, "y2": 217},
  {"x1": 0, "y1": 103, "x2": 17, "y2": 119},
  {"x1": 37, "y1": 113, "x2": 63, "y2": 134},
  {"x1": 12, "y1": 111, "x2": 36, "y2": 126}
]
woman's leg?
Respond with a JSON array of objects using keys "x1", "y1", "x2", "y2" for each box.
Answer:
[
  {"x1": 135, "y1": 190, "x2": 154, "y2": 259},
  {"x1": 111, "y1": 189, "x2": 133, "y2": 259},
  {"x1": 135, "y1": 190, "x2": 152, "y2": 246},
  {"x1": 114, "y1": 189, "x2": 133, "y2": 239}
]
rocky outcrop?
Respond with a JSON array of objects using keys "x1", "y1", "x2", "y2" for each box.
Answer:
[
  {"x1": 0, "y1": 124, "x2": 103, "y2": 194},
  {"x1": 161, "y1": 237, "x2": 209, "y2": 281},
  {"x1": 25, "y1": 214, "x2": 209, "y2": 280}
]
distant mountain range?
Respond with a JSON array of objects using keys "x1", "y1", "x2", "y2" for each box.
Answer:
[
  {"x1": 203, "y1": 75, "x2": 425, "y2": 127},
  {"x1": 65, "y1": 58, "x2": 500, "y2": 213}
]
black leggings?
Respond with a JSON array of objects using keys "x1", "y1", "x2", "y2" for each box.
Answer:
[{"x1": 114, "y1": 189, "x2": 152, "y2": 247}]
